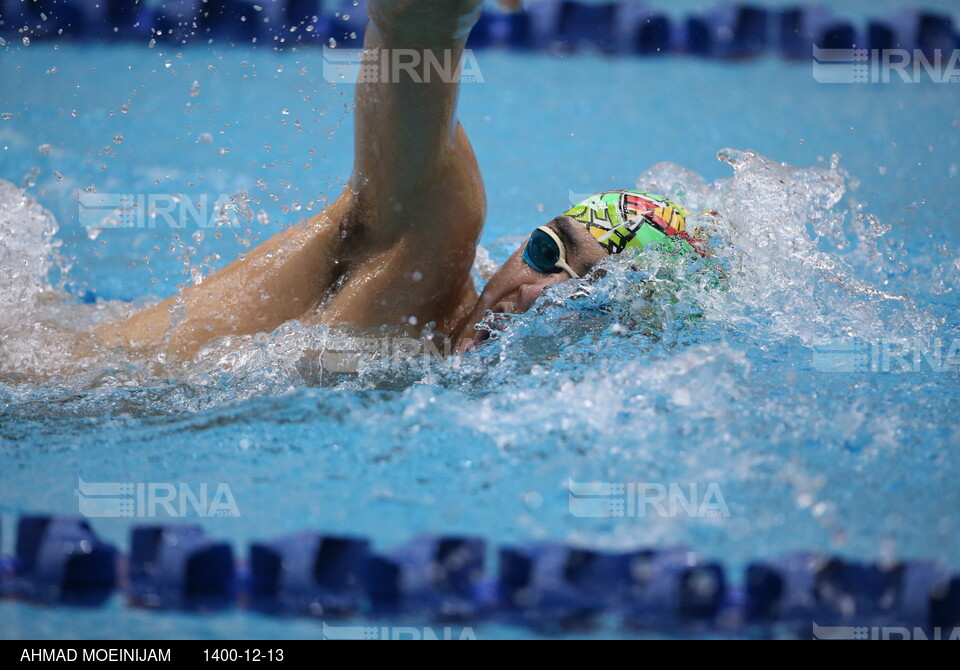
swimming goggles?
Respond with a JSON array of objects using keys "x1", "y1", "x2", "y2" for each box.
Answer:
[{"x1": 521, "y1": 226, "x2": 580, "y2": 279}]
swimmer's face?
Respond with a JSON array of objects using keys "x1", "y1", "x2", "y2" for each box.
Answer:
[{"x1": 457, "y1": 216, "x2": 608, "y2": 351}]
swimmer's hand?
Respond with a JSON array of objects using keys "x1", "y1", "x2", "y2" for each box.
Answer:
[
  {"x1": 370, "y1": 0, "x2": 522, "y2": 42},
  {"x1": 369, "y1": 0, "x2": 484, "y2": 41}
]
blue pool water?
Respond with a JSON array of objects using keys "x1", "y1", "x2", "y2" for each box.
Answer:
[{"x1": 1, "y1": 35, "x2": 959, "y2": 638}]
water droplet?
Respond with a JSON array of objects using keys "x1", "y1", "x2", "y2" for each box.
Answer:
[
  {"x1": 165, "y1": 60, "x2": 172, "y2": 68},
  {"x1": 197, "y1": 132, "x2": 214, "y2": 144},
  {"x1": 38, "y1": 143, "x2": 52, "y2": 155},
  {"x1": 523, "y1": 492, "x2": 543, "y2": 510},
  {"x1": 148, "y1": 38, "x2": 156, "y2": 48},
  {"x1": 1, "y1": 113, "x2": 13, "y2": 121},
  {"x1": 113, "y1": 133, "x2": 124, "y2": 144},
  {"x1": 22, "y1": 37, "x2": 31, "y2": 47},
  {"x1": 190, "y1": 81, "x2": 200, "y2": 96},
  {"x1": 328, "y1": 37, "x2": 337, "y2": 48}
]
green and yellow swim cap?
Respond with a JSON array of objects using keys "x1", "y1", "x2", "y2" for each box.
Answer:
[{"x1": 563, "y1": 190, "x2": 708, "y2": 257}]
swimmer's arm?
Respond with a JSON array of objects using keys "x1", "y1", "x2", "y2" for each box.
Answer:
[
  {"x1": 95, "y1": 193, "x2": 351, "y2": 359},
  {"x1": 306, "y1": 0, "x2": 498, "y2": 329},
  {"x1": 350, "y1": 0, "x2": 487, "y2": 247}
]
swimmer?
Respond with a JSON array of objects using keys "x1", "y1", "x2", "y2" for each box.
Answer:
[{"x1": 97, "y1": 0, "x2": 705, "y2": 360}]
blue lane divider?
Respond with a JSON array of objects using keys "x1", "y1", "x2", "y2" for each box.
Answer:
[
  {"x1": 250, "y1": 533, "x2": 370, "y2": 616},
  {"x1": 687, "y1": 5, "x2": 769, "y2": 59},
  {"x1": 780, "y1": 6, "x2": 845, "y2": 59},
  {"x1": 498, "y1": 544, "x2": 611, "y2": 626},
  {"x1": 917, "y1": 12, "x2": 956, "y2": 55},
  {"x1": 556, "y1": 0, "x2": 617, "y2": 53},
  {"x1": 364, "y1": 536, "x2": 486, "y2": 618},
  {"x1": 1, "y1": 1, "x2": 957, "y2": 59},
  {"x1": 12, "y1": 516, "x2": 117, "y2": 606},
  {"x1": 632, "y1": 14, "x2": 670, "y2": 56},
  {"x1": 624, "y1": 549, "x2": 727, "y2": 627},
  {"x1": 932, "y1": 578, "x2": 960, "y2": 629},
  {"x1": 746, "y1": 554, "x2": 954, "y2": 628},
  {"x1": 5, "y1": 516, "x2": 957, "y2": 636},
  {"x1": 467, "y1": 10, "x2": 531, "y2": 50},
  {"x1": 868, "y1": 10, "x2": 956, "y2": 53},
  {"x1": 129, "y1": 525, "x2": 235, "y2": 609}
]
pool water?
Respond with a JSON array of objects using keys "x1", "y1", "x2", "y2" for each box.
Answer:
[{"x1": 0, "y1": 39, "x2": 959, "y2": 639}]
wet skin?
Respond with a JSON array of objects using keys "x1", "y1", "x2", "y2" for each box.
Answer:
[
  {"x1": 95, "y1": 0, "x2": 598, "y2": 360},
  {"x1": 451, "y1": 216, "x2": 610, "y2": 352}
]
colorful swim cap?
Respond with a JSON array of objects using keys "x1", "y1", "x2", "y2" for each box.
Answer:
[{"x1": 563, "y1": 190, "x2": 707, "y2": 257}]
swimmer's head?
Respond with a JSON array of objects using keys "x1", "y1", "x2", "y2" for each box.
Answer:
[{"x1": 455, "y1": 190, "x2": 704, "y2": 351}]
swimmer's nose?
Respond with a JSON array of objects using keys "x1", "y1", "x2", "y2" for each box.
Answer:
[{"x1": 517, "y1": 278, "x2": 561, "y2": 313}]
